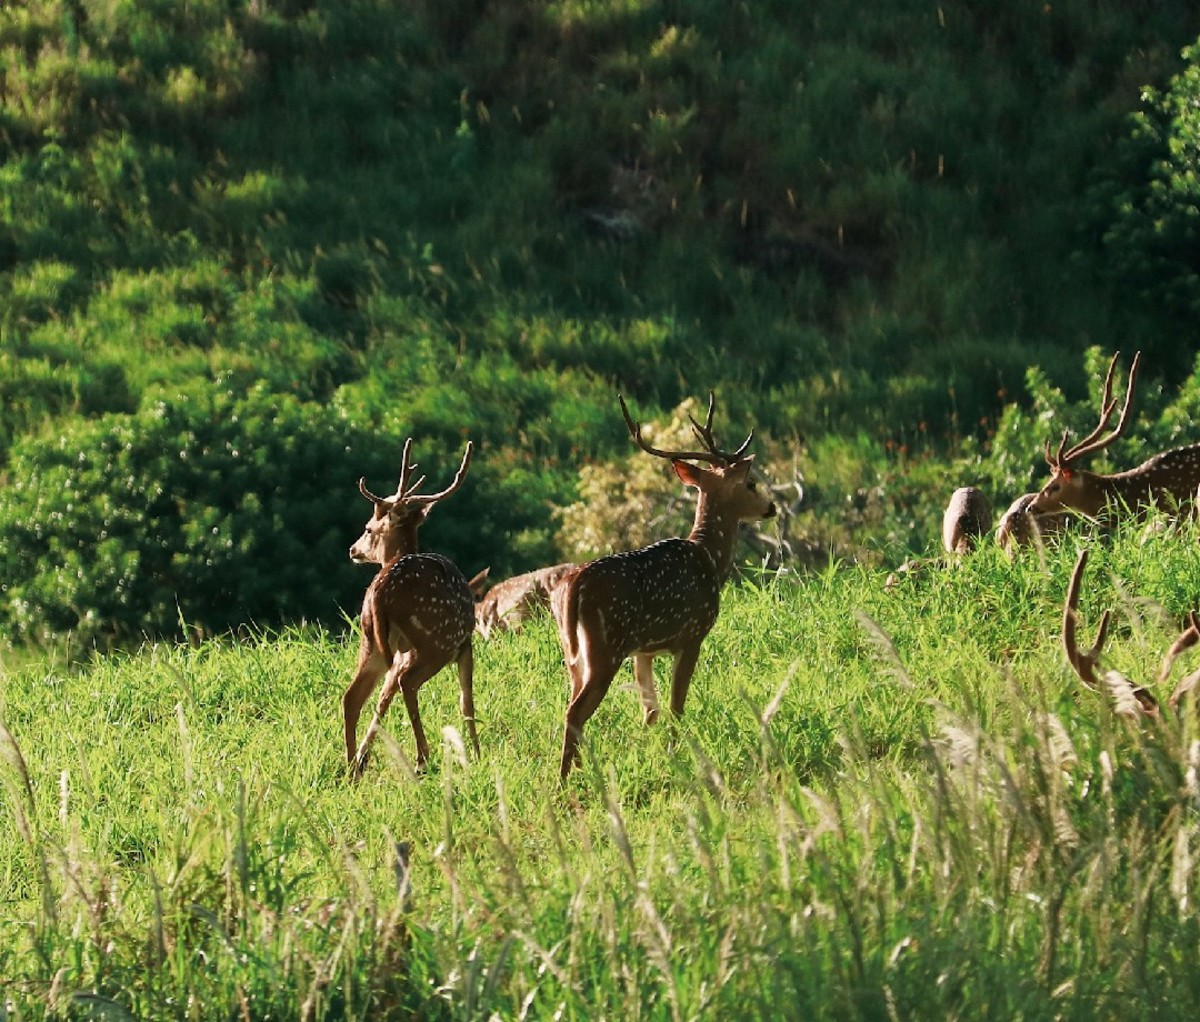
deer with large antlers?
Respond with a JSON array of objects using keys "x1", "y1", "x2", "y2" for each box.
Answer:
[
  {"x1": 1031, "y1": 351, "x2": 1200, "y2": 520},
  {"x1": 552, "y1": 393, "x2": 776, "y2": 779},
  {"x1": 343, "y1": 439, "x2": 478, "y2": 778},
  {"x1": 1062, "y1": 548, "x2": 1200, "y2": 718}
]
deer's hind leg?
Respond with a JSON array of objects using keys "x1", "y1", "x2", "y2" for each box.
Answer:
[
  {"x1": 456, "y1": 640, "x2": 480, "y2": 758},
  {"x1": 353, "y1": 651, "x2": 444, "y2": 774},
  {"x1": 344, "y1": 642, "x2": 388, "y2": 776},
  {"x1": 560, "y1": 652, "x2": 621, "y2": 779},
  {"x1": 634, "y1": 653, "x2": 660, "y2": 725}
]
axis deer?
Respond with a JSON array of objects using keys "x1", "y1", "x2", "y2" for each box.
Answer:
[
  {"x1": 553, "y1": 393, "x2": 776, "y2": 779},
  {"x1": 942, "y1": 487, "x2": 993, "y2": 555},
  {"x1": 472, "y1": 563, "x2": 577, "y2": 639},
  {"x1": 1031, "y1": 351, "x2": 1200, "y2": 520},
  {"x1": 995, "y1": 493, "x2": 1069, "y2": 556},
  {"x1": 343, "y1": 439, "x2": 478, "y2": 778},
  {"x1": 1061, "y1": 548, "x2": 1200, "y2": 718}
]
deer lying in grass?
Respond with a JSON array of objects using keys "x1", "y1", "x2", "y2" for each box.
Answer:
[
  {"x1": 1032, "y1": 351, "x2": 1200, "y2": 521},
  {"x1": 471, "y1": 563, "x2": 577, "y2": 639},
  {"x1": 942, "y1": 486, "x2": 993, "y2": 555},
  {"x1": 1062, "y1": 547, "x2": 1200, "y2": 718},
  {"x1": 995, "y1": 493, "x2": 1070, "y2": 557},
  {"x1": 552, "y1": 393, "x2": 776, "y2": 779},
  {"x1": 343, "y1": 439, "x2": 478, "y2": 778}
]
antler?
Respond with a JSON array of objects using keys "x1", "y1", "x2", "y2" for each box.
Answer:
[
  {"x1": 356, "y1": 439, "x2": 473, "y2": 507},
  {"x1": 1045, "y1": 351, "x2": 1141, "y2": 470},
  {"x1": 1062, "y1": 548, "x2": 1112, "y2": 691},
  {"x1": 1159, "y1": 612, "x2": 1200, "y2": 679},
  {"x1": 619, "y1": 392, "x2": 753, "y2": 465},
  {"x1": 404, "y1": 441, "x2": 474, "y2": 506},
  {"x1": 1062, "y1": 548, "x2": 1159, "y2": 716}
]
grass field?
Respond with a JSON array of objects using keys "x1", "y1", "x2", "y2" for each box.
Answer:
[{"x1": 3, "y1": 522, "x2": 1200, "y2": 1019}]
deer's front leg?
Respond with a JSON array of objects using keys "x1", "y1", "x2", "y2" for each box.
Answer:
[{"x1": 668, "y1": 643, "x2": 702, "y2": 717}]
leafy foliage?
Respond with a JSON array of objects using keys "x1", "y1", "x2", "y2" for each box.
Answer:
[
  {"x1": 4, "y1": 1, "x2": 1200, "y2": 640},
  {"x1": 0, "y1": 386, "x2": 407, "y2": 644}
]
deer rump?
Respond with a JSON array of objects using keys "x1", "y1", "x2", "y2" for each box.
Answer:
[
  {"x1": 555, "y1": 539, "x2": 722, "y2": 664},
  {"x1": 362, "y1": 553, "x2": 476, "y2": 659}
]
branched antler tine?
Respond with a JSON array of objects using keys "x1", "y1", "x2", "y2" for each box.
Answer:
[
  {"x1": 686, "y1": 392, "x2": 718, "y2": 451},
  {"x1": 729, "y1": 429, "x2": 755, "y2": 460},
  {"x1": 1158, "y1": 611, "x2": 1200, "y2": 683},
  {"x1": 1061, "y1": 351, "x2": 1142, "y2": 465},
  {"x1": 618, "y1": 394, "x2": 724, "y2": 465},
  {"x1": 686, "y1": 392, "x2": 754, "y2": 462},
  {"x1": 395, "y1": 437, "x2": 417, "y2": 497},
  {"x1": 1063, "y1": 548, "x2": 1104, "y2": 690},
  {"x1": 359, "y1": 477, "x2": 386, "y2": 504},
  {"x1": 1050, "y1": 428, "x2": 1070, "y2": 468},
  {"x1": 407, "y1": 441, "x2": 474, "y2": 505}
]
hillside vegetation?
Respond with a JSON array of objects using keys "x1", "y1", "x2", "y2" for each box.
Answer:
[{"x1": 4, "y1": 0, "x2": 1200, "y2": 643}]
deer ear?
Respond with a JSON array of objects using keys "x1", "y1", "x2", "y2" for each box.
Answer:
[
  {"x1": 672, "y1": 459, "x2": 707, "y2": 489},
  {"x1": 676, "y1": 458, "x2": 710, "y2": 491}
]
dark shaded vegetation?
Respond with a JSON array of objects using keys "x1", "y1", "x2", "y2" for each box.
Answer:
[{"x1": 4, "y1": 0, "x2": 1200, "y2": 643}]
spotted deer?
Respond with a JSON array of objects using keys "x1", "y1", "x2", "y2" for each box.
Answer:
[
  {"x1": 1062, "y1": 548, "x2": 1200, "y2": 718},
  {"x1": 942, "y1": 487, "x2": 993, "y2": 555},
  {"x1": 343, "y1": 439, "x2": 478, "y2": 778},
  {"x1": 472, "y1": 562, "x2": 577, "y2": 639},
  {"x1": 1031, "y1": 351, "x2": 1200, "y2": 520},
  {"x1": 995, "y1": 492, "x2": 1069, "y2": 556},
  {"x1": 553, "y1": 393, "x2": 776, "y2": 779}
]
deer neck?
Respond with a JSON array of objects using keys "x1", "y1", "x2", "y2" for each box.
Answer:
[
  {"x1": 381, "y1": 522, "x2": 423, "y2": 566},
  {"x1": 686, "y1": 493, "x2": 740, "y2": 581}
]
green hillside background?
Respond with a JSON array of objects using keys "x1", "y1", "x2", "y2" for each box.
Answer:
[{"x1": 5, "y1": 0, "x2": 1200, "y2": 646}]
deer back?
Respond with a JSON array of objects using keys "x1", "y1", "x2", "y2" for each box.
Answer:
[
  {"x1": 475, "y1": 563, "x2": 576, "y2": 638},
  {"x1": 1105, "y1": 444, "x2": 1200, "y2": 514},
  {"x1": 942, "y1": 487, "x2": 992, "y2": 555},
  {"x1": 557, "y1": 539, "x2": 722, "y2": 664},
  {"x1": 362, "y1": 552, "x2": 476, "y2": 661},
  {"x1": 996, "y1": 492, "x2": 1070, "y2": 555}
]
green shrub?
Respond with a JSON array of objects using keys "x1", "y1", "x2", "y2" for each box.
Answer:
[{"x1": 0, "y1": 384, "x2": 423, "y2": 645}]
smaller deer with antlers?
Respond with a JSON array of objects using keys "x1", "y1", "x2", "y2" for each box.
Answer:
[
  {"x1": 553, "y1": 393, "x2": 776, "y2": 779},
  {"x1": 471, "y1": 563, "x2": 577, "y2": 639},
  {"x1": 343, "y1": 439, "x2": 478, "y2": 778},
  {"x1": 1031, "y1": 351, "x2": 1200, "y2": 520},
  {"x1": 1062, "y1": 548, "x2": 1200, "y2": 718}
]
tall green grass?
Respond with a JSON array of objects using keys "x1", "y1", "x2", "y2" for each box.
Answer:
[{"x1": 2, "y1": 521, "x2": 1200, "y2": 1018}]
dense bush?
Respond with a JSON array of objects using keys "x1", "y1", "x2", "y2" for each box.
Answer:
[{"x1": 0, "y1": 385, "x2": 443, "y2": 645}]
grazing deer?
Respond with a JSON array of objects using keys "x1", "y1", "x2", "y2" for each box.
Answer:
[
  {"x1": 1031, "y1": 351, "x2": 1200, "y2": 520},
  {"x1": 343, "y1": 439, "x2": 478, "y2": 778},
  {"x1": 1061, "y1": 548, "x2": 1200, "y2": 718},
  {"x1": 553, "y1": 393, "x2": 776, "y2": 779},
  {"x1": 995, "y1": 492, "x2": 1069, "y2": 556},
  {"x1": 942, "y1": 487, "x2": 993, "y2": 555},
  {"x1": 472, "y1": 563, "x2": 578, "y2": 639}
]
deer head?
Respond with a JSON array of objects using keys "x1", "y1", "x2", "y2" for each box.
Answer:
[
  {"x1": 350, "y1": 438, "x2": 473, "y2": 566},
  {"x1": 1031, "y1": 351, "x2": 1140, "y2": 517}
]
